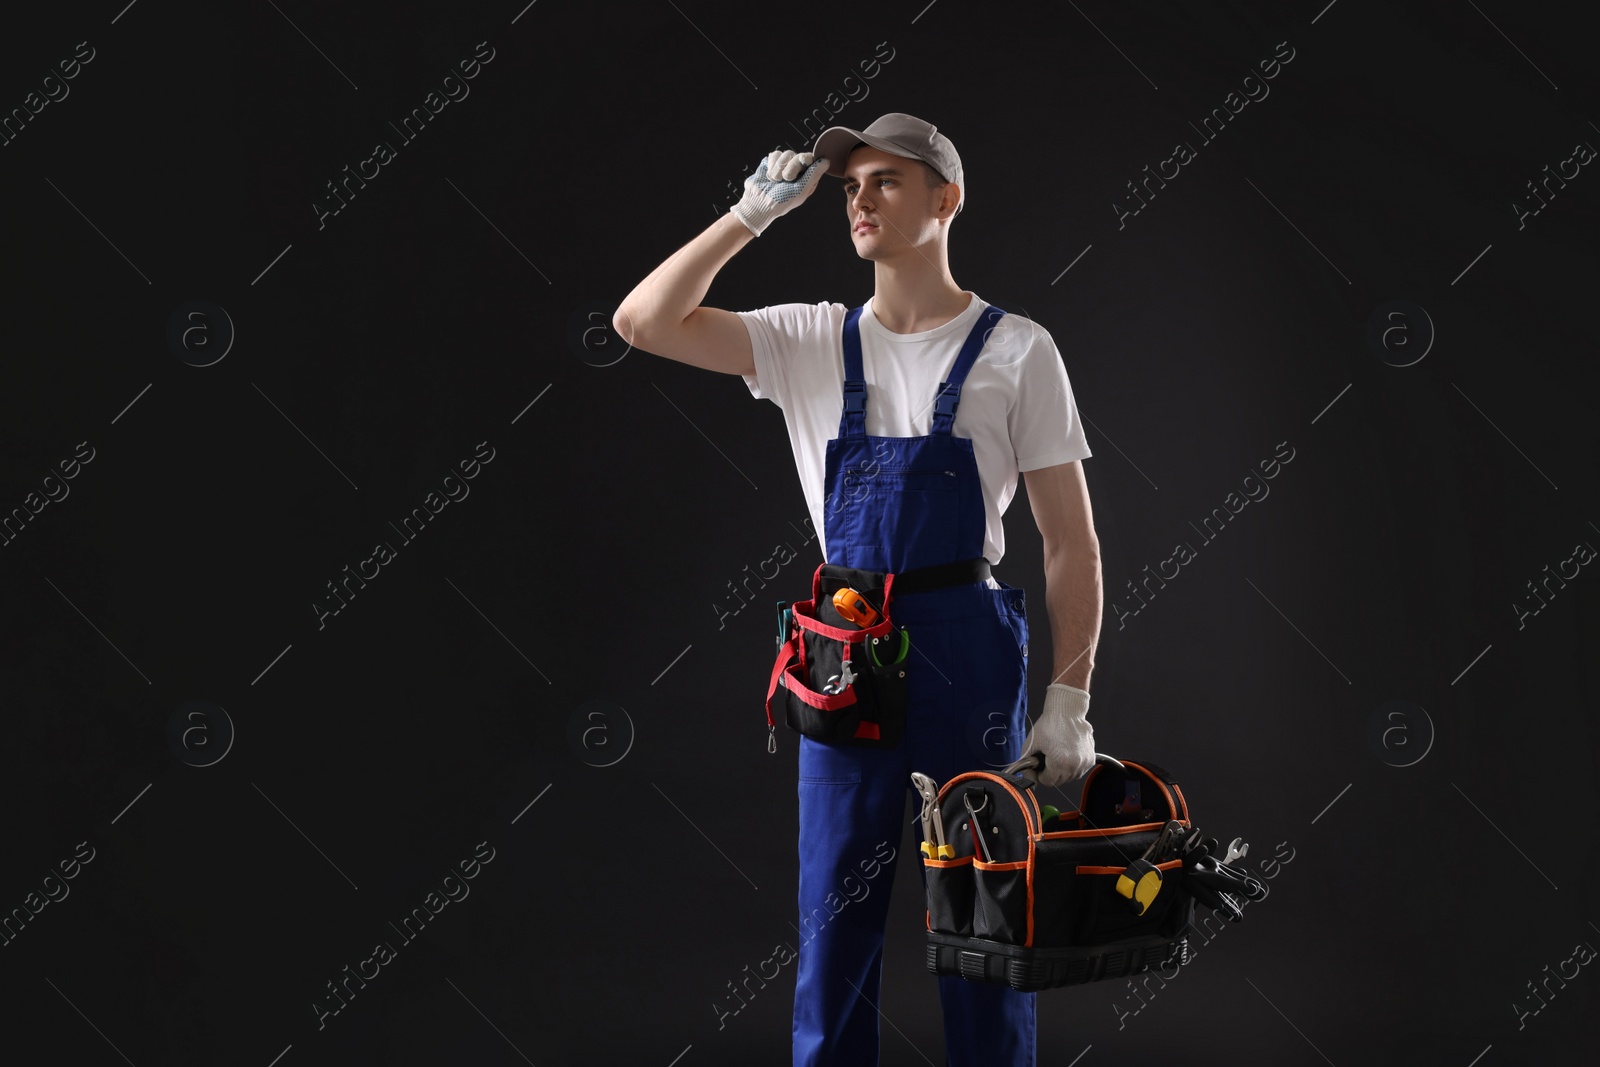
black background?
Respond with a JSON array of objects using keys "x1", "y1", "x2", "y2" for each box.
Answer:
[{"x1": 1, "y1": 1, "x2": 1596, "y2": 1064}]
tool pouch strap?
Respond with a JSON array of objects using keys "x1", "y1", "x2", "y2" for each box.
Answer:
[{"x1": 764, "y1": 558, "x2": 989, "y2": 748}]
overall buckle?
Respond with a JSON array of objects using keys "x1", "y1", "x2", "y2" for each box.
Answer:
[{"x1": 842, "y1": 381, "x2": 867, "y2": 414}]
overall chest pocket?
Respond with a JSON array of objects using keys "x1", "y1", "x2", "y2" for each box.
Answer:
[{"x1": 840, "y1": 468, "x2": 960, "y2": 564}]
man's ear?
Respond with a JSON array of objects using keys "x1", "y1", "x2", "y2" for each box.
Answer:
[{"x1": 941, "y1": 183, "x2": 961, "y2": 220}]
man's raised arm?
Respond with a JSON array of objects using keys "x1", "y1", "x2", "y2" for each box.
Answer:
[{"x1": 613, "y1": 150, "x2": 828, "y2": 376}]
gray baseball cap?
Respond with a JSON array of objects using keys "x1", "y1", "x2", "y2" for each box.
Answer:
[{"x1": 811, "y1": 112, "x2": 965, "y2": 218}]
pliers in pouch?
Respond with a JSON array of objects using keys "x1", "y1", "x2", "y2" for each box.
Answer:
[{"x1": 911, "y1": 772, "x2": 954, "y2": 859}]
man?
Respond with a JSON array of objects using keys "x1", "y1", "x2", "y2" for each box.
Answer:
[{"x1": 614, "y1": 113, "x2": 1103, "y2": 1067}]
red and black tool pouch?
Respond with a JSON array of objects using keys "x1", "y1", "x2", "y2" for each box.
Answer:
[
  {"x1": 764, "y1": 563, "x2": 909, "y2": 748},
  {"x1": 920, "y1": 756, "x2": 1200, "y2": 991}
]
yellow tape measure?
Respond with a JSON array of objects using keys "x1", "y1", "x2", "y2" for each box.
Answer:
[{"x1": 1114, "y1": 859, "x2": 1164, "y2": 915}]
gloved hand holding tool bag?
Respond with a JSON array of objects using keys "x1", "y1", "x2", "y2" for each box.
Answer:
[{"x1": 1005, "y1": 682, "x2": 1096, "y2": 786}]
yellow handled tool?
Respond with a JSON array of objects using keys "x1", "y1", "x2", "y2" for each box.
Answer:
[
  {"x1": 911, "y1": 772, "x2": 955, "y2": 859},
  {"x1": 1114, "y1": 820, "x2": 1183, "y2": 914},
  {"x1": 1115, "y1": 859, "x2": 1164, "y2": 915}
]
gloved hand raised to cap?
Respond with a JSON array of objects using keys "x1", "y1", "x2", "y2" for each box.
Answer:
[
  {"x1": 1008, "y1": 683, "x2": 1096, "y2": 788},
  {"x1": 730, "y1": 149, "x2": 829, "y2": 237}
]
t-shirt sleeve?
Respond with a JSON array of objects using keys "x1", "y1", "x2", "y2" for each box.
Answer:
[
  {"x1": 736, "y1": 303, "x2": 819, "y2": 409},
  {"x1": 1010, "y1": 326, "x2": 1092, "y2": 471}
]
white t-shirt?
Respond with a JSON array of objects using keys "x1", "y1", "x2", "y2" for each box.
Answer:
[{"x1": 737, "y1": 291, "x2": 1091, "y2": 567}]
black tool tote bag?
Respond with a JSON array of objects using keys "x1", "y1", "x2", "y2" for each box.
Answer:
[{"x1": 922, "y1": 756, "x2": 1196, "y2": 991}]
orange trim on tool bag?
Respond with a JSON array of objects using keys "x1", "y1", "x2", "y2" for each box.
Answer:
[
  {"x1": 1036, "y1": 820, "x2": 1170, "y2": 841},
  {"x1": 939, "y1": 770, "x2": 1038, "y2": 946},
  {"x1": 923, "y1": 854, "x2": 973, "y2": 868},
  {"x1": 1074, "y1": 858, "x2": 1185, "y2": 875},
  {"x1": 922, "y1": 760, "x2": 1195, "y2": 950},
  {"x1": 1115, "y1": 759, "x2": 1184, "y2": 822},
  {"x1": 947, "y1": 771, "x2": 1040, "y2": 838}
]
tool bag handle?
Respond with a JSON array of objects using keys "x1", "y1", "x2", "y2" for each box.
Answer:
[
  {"x1": 996, "y1": 753, "x2": 1192, "y2": 828},
  {"x1": 999, "y1": 751, "x2": 1124, "y2": 778}
]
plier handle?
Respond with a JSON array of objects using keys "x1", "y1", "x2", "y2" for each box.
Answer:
[
  {"x1": 867, "y1": 627, "x2": 911, "y2": 667},
  {"x1": 911, "y1": 772, "x2": 953, "y2": 859}
]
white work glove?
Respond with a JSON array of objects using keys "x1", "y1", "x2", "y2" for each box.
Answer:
[
  {"x1": 1011, "y1": 684, "x2": 1096, "y2": 788},
  {"x1": 730, "y1": 149, "x2": 829, "y2": 236}
]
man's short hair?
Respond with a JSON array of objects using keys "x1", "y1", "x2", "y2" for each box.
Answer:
[{"x1": 919, "y1": 160, "x2": 957, "y2": 216}]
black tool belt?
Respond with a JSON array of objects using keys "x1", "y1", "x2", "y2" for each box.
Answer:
[
  {"x1": 763, "y1": 557, "x2": 991, "y2": 750},
  {"x1": 819, "y1": 556, "x2": 992, "y2": 599}
]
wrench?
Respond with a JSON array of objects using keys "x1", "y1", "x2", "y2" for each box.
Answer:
[
  {"x1": 963, "y1": 790, "x2": 991, "y2": 862},
  {"x1": 821, "y1": 656, "x2": 857, "y2": 695}
]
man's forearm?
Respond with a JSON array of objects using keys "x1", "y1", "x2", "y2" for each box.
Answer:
[
  {"x1": 1042, "y1": 542, "x2": 1102, "y2": 692},
  {"x1": 614, "y1": 212, "x2": 754, "y2": 342}
]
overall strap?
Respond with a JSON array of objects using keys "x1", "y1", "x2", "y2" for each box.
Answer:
[
  {"x1": 840, "y1": 302, "x2": 1009, "y2": 437},
  {"x1": 931, "y1": 303, "x2": 1007, "y2": 435},
  {"x1": 840, "y1": 306, "x2": 868, "y2": 436}
]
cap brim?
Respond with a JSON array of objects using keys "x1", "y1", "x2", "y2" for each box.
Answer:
[{"x1": 811, "y1": 126, "x2": 918, "y2": 178}]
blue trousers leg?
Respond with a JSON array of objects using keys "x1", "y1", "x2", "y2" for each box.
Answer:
[{"x1": 793, "y1": 581, "x2": 1036, "y2": 1067}]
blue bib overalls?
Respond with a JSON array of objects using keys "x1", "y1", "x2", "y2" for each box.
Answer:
[{"x1": 792, "y1": 302, "x2": 1037, "y2": 1066}]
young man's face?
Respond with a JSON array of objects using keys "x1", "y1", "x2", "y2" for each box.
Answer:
[{"x1": 840, "y1": 145, "x2": 957, "y2": 258}]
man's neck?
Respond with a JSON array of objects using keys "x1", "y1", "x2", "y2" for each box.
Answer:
[{"x1": 871, "y1": 256, "x2": 969, "y2": 334}]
